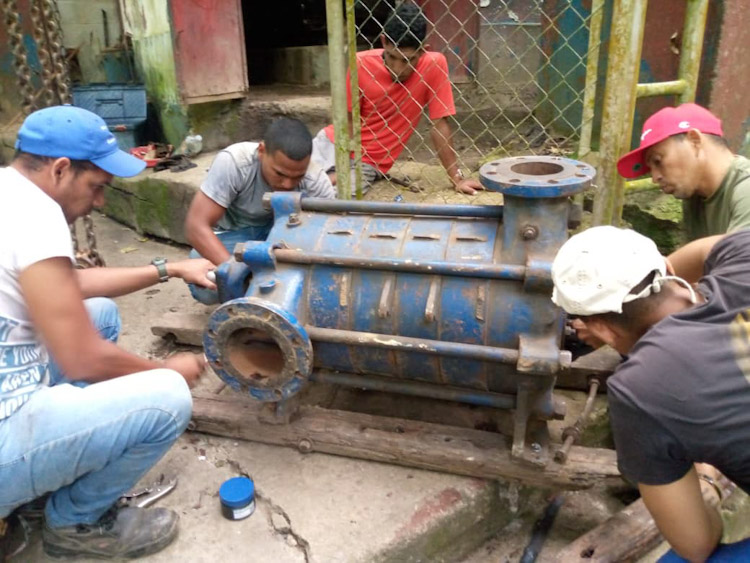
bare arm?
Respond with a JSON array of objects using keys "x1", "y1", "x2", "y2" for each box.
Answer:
[
  {"x1": 667, "y1": 235, "x2": 724, "y2": 284},
  {"x1": 430, "y1": 117, "x2": 483, "y2": 195},
  {"x1": 20, "y1": 257, "x2": 204, "y2": 385},
  {"x1": 185, "y1": 191, "x2": 232, "y2": 265},
  {"x1": 639, "y1": 466, "x2": 723, "y2": 562},
  {"x1": 76, "y1": 259, "x2": 216, "y2": 299}
]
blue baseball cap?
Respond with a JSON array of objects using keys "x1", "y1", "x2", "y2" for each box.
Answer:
[{"x1": 15, "y1": 105, "x2": 146, "y2": 177}]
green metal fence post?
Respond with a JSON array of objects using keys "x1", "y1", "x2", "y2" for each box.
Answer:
[
  {"x1": 577, "y1": 0, "x2": 604, "y2": 162},
  {"x1": 677, "y1": 0, "x2": 709, "y2": 104},
  {"x1": 592, "y1": 0, "x2": 648, "y2": 226},
  {"x1": 326, "y1": 0, "x2": 351, "y2": 200},
  {"x1": 346, "y1": 0, "x2": 363, "y2": 199},
  {"x1": 623, "y1": 0, "x2": 708, "y2": 194}
]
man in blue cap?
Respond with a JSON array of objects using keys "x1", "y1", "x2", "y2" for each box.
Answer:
[{"x1": 0, "y1": 105, "x2": 215, "y2": 559}]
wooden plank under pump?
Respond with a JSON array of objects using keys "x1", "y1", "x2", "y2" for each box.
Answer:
[{"x1": 190, "y1": 393, "x2": 621, "y2": 490}]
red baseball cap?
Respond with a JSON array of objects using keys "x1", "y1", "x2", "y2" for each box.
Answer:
[{"x1": 616, "y1": 103, "x2": 723, "y2": 179}]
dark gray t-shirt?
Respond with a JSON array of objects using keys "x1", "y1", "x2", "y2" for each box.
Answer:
[
  {"x1": 201, "y1": 142, "x2": 336, "y2": 231},
  {"x1": 608, "y1": 229, "x2": 750, "y2": 493}
]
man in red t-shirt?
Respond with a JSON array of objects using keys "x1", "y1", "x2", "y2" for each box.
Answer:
[{"x1": 312, "y1": 3, "x2": 482, "y2": 196}]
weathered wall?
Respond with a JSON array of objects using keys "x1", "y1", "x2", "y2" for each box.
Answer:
[
  {"x1": 58, "y1": 0, "x2": 122, "y2": 83},
  {"x1": 120, "y1": 0, "x2": 188, "y2": 146},
  {"x1": 701, "y1": 0, "x2": 750, "y2": 155},
  {"x1": 471, "y1": 0, "x2": 541, "y2": 114}
]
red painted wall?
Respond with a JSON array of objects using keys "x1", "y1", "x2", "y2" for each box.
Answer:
[
  {"x1": 417, "y1": 0, "x2": 479, "y2": 83},
  {"x1": 703, "y1": 0, "x2": 750, "y2": 152}
]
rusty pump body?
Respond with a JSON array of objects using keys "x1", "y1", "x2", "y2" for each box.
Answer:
[{"x1": 204, "y1": 156, "x2": 595, "y2": 467}]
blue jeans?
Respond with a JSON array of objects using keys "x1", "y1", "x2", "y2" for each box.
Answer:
[
  {"x1": 47, "y1": 297, "x2": 122, "y2": 386},
  {"x1": 659, "y1": 538, "x2": 750, "y2": 562},
  {"x1": 0, "y1": 298, "x2": 192, "y2": 528},
  {"x1": 188, "y1": 225, "x2": 271, "y2": 305}
]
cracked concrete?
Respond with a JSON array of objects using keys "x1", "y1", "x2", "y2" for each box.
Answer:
[
  {"x1": 260, "y1": 492, "x2": 311, "y2": 563},
  {"x1": 219, "y1": 455, "x2": 312, "y2": 563}
]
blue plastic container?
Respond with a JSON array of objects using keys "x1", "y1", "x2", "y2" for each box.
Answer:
[
  {"x1": 219, "y1": 476, "x2": 255, "y2": 521},
  {"x1": 72, "y1": 84, "x2": 147, "y2": 150}
]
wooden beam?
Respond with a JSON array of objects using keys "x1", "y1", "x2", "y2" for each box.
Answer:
[
  {"x1": 557, "y1": 467, "x2": 737, "y2": 561},
  {"x1": 152, "y1": 312, "x2": 207, "y2": 347},
  {"x1": 190, "y1": 394, "x2": 621, "y2": 490},
  {"x1": 555, "y1": 499, "x2": 662, "y2": 562}
]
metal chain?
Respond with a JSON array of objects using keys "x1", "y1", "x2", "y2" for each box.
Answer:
[
  {"x1": 4, "y1": 0, "x2": 104, "y2": 267},
  {"x1": 37, "y1": 0, "x2": 103, "y2": 266},
  {"x1": 39, "y1": 0, "x2": 71, "y2": 104},
  {"x1": 2, "y1": 0, "x2": 37, "y2": 113},
  {"x1": 82, "y1": 214, "x2": 104, "y2": 267},
  {"x1": 29, "y1": 1, "x2": 55, "y2": 107},
  {"x1": 69, "y1": 223, "x2": 79, "y2": 254}
]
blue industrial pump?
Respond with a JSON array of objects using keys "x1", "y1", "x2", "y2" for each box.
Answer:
[{"x1": 204, "y1": 156, "x2": 595, "y2": 467}]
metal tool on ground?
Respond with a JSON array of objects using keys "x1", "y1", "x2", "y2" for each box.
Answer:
[
  {"x1": 519, "y1": 494, "x2": 565, "y2": 563},
  {"x1": 383, "y1": 172, "x2": 422, "y2": 193},
  {"x1": 118, "y1": 474, "x2": 178, "y2": 509}
]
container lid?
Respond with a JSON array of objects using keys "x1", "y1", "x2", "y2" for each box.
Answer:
[{"x1": 219, "y1": 476, "x2": 255, "y2": 508}]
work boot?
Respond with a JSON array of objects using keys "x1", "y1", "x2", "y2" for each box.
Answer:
[{"x1": 42, "y1": 506, "x2": 179, "y2": 559}]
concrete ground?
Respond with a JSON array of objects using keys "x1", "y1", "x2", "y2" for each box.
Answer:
[{"x1": 11, "y1": 213, "x2": 638, "y2": 562}]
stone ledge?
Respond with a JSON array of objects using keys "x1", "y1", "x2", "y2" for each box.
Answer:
[{"x1": 104, "y1": 152, "x2": 213, "y2": 244}]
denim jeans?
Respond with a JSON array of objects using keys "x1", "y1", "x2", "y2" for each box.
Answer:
[
  {"x1": 0, "y1": 298, "x2": 193, "y2": 528},
  {"x1": 47, "y1": 297, "x2": 122, "y2": 386},
  {"x1": 188, "y1": 225, "x2": 271, "y2": 305},
  {"x1": 659, "y1": 537, "x2": 750, "y2": 562}
]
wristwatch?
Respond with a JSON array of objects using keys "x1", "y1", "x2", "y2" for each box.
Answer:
[
  {"x1": 452, "y1": 169, "x2": 465, "y2": 186},
  {"x1": 152, "y1": 257, "x2": 169, "y2": 283}
]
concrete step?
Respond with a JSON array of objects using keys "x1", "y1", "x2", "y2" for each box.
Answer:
[{"x1": 190, "y1": 86, "x2": 333, "y2": 154}]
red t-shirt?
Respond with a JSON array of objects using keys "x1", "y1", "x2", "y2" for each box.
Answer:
[{"x1": 324, "y1": 49, "x2": 456, "y2": 174}]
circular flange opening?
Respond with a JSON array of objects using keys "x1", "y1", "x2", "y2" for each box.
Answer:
[
  {"x1": 509, "y1": 161, "x2": 564, "y2": 176},
  {"x1": 479, "y1": 156, "x2": 595, "y2": 197},
  {"x1": 226, "y1": 328, "x2": 285, "y2": 384},
  {"x1": 204, "y1": 298, "x2": 312, "y2": 402}
]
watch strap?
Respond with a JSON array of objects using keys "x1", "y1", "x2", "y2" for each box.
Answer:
[{"x1": 152, "y1": 258, "x2": 169, "y2": 283}]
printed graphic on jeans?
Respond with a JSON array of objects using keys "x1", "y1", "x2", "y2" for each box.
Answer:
[{"x1": 0, "y1": 315, "x2": 47, "y2": 420}]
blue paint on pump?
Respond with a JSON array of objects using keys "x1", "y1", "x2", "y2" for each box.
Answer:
[{"x1": 208, "y1": 157, "x2": 593, "y2": 412}]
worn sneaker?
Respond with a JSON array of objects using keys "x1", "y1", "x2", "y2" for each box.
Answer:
[{"x1": 42, "y1": 506, "x2": 179, "y2": 559}]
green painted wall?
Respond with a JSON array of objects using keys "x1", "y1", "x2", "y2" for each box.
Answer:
[{"x1": 121, "y1": 0, "x2": 188, "y2": 146}]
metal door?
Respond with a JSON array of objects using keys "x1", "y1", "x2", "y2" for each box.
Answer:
[{"x1": 170, "y1": 0, "x2": 248, "y2": 104}]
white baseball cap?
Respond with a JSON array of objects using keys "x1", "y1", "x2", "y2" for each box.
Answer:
[{"x1": 551, "y1": 226, "x2": 694, "y2": 315}]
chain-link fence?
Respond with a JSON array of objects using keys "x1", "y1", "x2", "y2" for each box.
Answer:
[{"x1": 337, "y1": 0, "x2": 604, "y2": 203}]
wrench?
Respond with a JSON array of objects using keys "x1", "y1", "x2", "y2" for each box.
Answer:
[{"x1": 119, "y1": 474, "x2": 178, "y2": 508}]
